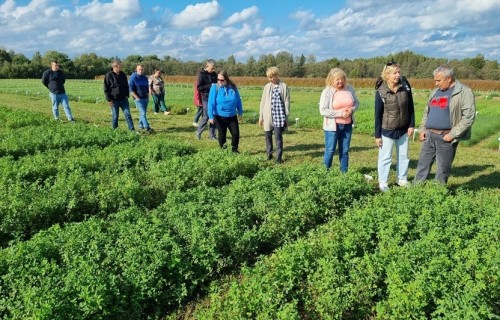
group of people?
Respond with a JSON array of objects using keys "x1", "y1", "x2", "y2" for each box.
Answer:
[
  {"x1": 43, "y1": 58, "x2": 475, "y2": 188},
  {"x1": 192, "y1": 59, "x2": 290, "y2": 160},
  {"x1": 43, "y1": 59, "x2": 171, "y2": 133},
  {"x1": 320, "y1": 62, "x2": 475, "y2": 191}
]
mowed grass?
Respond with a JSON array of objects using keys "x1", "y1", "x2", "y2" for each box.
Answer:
[{"x1": 0, "y1": 79, "x2": 498, "y2": 191}]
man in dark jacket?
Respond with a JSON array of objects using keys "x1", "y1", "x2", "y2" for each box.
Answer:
[
  {"x1": 41, "y1": 60, "x2": 75, "y2": 122},
  {"x1": 196, "y1": 59, "x2": 217, "y2": 140},
  {"x1": 103, "y1": 59, "x2": 135, "y2": 131}
]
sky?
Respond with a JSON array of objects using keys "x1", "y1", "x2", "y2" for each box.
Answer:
[{"x1": 1, "y1": 0, "x2": 500, "y2": 63}]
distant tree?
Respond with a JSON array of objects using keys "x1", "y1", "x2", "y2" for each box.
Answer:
[
  {"x1": 42, "y1": 51, "x2": 75, "y2": 77},
  {"x1": 73, "y1": 53, "x2": 109, "y2": 79}
]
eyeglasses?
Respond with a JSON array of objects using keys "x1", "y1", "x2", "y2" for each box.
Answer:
[
  {"x1": 386, "y1": 61, "x2": 397, "y2": 66},
  {"x1": 217, "y1": 78, "x2": 225, "y2": 82}
]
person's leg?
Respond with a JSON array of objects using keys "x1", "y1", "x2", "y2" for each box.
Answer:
[
  {"x1": 227, "y1": 116, "x2": 240, "y2": 152},
  {"x1": 196, "y1": 98, "x2": 209, "y2": 138},
  {"x1": 50, "y1": 93, "x2": 59, "y2": 120},
  {"x1": 323, "y1": 130, "x2": 337, "y2": 169},
  {"x1": 395, "y1": 133, "x2": 410, "y2": 184},
  {"x1": 111, "y1": 102, "x2": 119, "y2": 129},
  {"x1": 193, "y1": 106, "x2": 203, "y2": 123},
  {"x1": 120, "y1": 99, "x2": 135, "y2": 131},
  {"x1": 337, "y1": 124, "x2": 352, "y2": 173},
  {"x1": 414, "y1": 130, "x2": 437, "y2": 182},
  {"x1": 152, "y1": 94, "x2": 160, "y2": 113},
  {"x1": 135, "y1": 99, "x2": 150, "y2": 130},
  {"x1": 378, "y1": 135, "x2": 395, "y2": 187},
  {"x1": 274, "y1": 126, "x2": 284, "y2": 163},
  {"x1": 214, "y1": 115, "x2": 227, "y2": 148},
  {"x1": 265, "y1": 130, "x2": 273, "y2": 159},
  {"x1": 60, "y1": 94, "x2": 74, "y2": 121},
  {"x1": 158, "y1": 93, "x2": 168, "y2": 113},
  {"x1": 434, "y1": 137, "x2": 458, "y2": 184}
]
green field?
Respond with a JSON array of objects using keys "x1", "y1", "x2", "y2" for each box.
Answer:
[{"x1": 0, "y1": 79, "x2": 498, "y2": 319}]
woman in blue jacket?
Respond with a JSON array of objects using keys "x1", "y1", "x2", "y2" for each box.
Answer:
[{"x1": 208, "y1": 70, "x2": 243, "y2": 153}]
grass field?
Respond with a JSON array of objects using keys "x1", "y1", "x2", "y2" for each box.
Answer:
[{"x1": 0, "y1": 78, "x2": 498, "y2": 191}]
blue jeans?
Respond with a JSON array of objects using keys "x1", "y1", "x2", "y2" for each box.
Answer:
[
  {"x1": 377, "y1": 134, "x2": 409, "y2": 184},
  {"x1": 323, "y1": 124, "x2": 352, "y2": 172},
  {"x1": 49, "y1": 92, "x2": 73, "y2": 120},
  {"x1": 134, "y1": 98, "x2": 150, "y2": 130},
  {"x1": 414, "y1": 130, "x2": 458, "y2": 184},
  {"x1": 110, "y1": 99, "x2": 135, "y2": 131}
]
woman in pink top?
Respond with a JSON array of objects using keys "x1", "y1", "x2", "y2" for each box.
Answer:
[{"x1": 319, "y1": 68, "x2": 359, "y2": 172}]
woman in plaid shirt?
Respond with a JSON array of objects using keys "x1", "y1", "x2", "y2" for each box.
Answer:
[{"x1": 259, "y1": 67, "x2": 290, "y2": 164}]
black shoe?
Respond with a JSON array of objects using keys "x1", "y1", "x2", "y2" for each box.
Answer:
[
  {"x1": 232, "y1": 150, "x2": 239, "y2": 154},
  {"x1": 267, "y1": 154, "x2": 272, "y2": 160},
  {"x1": 275, "y1": 159, "x2": 283, "y2": 164}
]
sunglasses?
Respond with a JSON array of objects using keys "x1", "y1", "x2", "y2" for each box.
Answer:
[
  {"x1": 217, "y1": 78, "x2": 226, "y2": 82},
  {"x1": 386, "y1": 61, "x2": 397, "y2": 66}
]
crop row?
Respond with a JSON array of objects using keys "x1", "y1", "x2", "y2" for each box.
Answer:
[
  {"x1": 190, "y1": 186, "x2": 499, "y2": 319},
  {"x1": 0, "y1": 165, "x2": 373, "y2": 319},
  {"x1": 0, "y1": 146, "x2": 262, "y2": 246}
]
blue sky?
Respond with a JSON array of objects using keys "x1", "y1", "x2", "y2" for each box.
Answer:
[{"x1": 1, "y1": 0, "x2": 499, "y2": 62}]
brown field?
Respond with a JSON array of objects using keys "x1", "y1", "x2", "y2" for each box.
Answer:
[{"x1": 166, "y1": 76, "x2": 500, "y2": 91}]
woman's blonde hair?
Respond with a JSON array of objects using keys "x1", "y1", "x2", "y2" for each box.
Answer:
[
  {"x1": 325, "y1": 68, "x2": 347, "y2": 88},
  {"x1": 266, "y1": 66, "x2": 279, "y2": 78},
  {"x1": 381, "y1": 63, "x2": 400, "y2": 80}
]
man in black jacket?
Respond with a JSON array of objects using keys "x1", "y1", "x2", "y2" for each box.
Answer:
[
  {"x1": 41, "y1": 61, "x2": 75, "y2": 122},
  {"x1": 196, "y1": 59, "x2": 217, "y2": 140},
  {"x1": 103, "y1": 59, "x2": 135, "y2": 131}
]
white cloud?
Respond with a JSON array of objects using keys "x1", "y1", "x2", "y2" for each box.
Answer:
[
  {"x1": 223, "y1": 6, "x2": 258, "y2": 26},
  {"x1": 75, "y1": 0, "x2": 141, "y2": 22},
  {"x1": 170, "y1": 1, "x2": 222, "y2": 29}
]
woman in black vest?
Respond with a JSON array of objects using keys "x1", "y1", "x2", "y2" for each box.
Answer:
[{"x1": 374, "y1": 62, "x2": 415, "y2": 192}]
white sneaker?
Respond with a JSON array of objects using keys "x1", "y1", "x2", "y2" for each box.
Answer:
[
  {"x1": 192, "y1": 122, "x2": 198, "y2": 127},
  {"x1": 397, "y1": 179, "x2": 409, "y2": 187},
  {"x1": 379, "y1": 183, "x2": 389, "y2": 192}
]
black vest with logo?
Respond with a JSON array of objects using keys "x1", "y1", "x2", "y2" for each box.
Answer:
[{"x1": 377, "y1": 79, "x2": 411, "y2": 130}]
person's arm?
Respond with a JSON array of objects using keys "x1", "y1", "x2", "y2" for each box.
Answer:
[
  {"x1": 103, "y1": 74, "x2": 113, "y2": 106},
  {"x1": 128, "y1": 74, "x2": 139, "y2": 99},
  {"x1": 41, "y1": 70, "x2": 49, "y2": 88},
  {"x1": 407, "y1": 86, "x2": 415, "y2": 137},
  {"x1": 448, "y1": 88, "x2": 476, "y2": 141},
  {"x1": 374, "y1": 91, "x2": 384, "y2": 139},
  {"x1": 258, "y1": 84, "x2": 268, "y2": 126},
  {"x1": 207, "y1": 84, "x2": 216, "y2": 121},
  {"x1": 235, "y1": 87, "x2": 243, "y2": 117}
]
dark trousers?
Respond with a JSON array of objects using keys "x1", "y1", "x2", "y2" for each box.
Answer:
[
  {"x1": 414, "y1": 130, "x2": 458, "y2": 184},
  {"x1": 196, "y1": 97, "x2": 216, "y2": 138},
  {"x1": 214, "y1": 115, "x2": 240, "y2": 152},
  {"x1": 265, "y1": 127, "x2": 284, "y2": 161}
]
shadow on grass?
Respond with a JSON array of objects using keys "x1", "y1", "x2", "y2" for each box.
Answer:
[{"x1": 453, "y1": 164, "x2": 499, "y2": 191}]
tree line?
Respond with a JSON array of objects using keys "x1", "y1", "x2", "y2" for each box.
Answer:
[{"x1": 0, "y1": 48, "x2": 498, "y2": 80}]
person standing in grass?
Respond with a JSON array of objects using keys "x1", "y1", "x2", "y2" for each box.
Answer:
[
  {"x1": 149, "y1": 68, "x2": 170, "y2": 116},
  {"x1": 196, "y1": 59, "x2": 218, "y2": 140},
  {"x1": 259, "y1": 66, "x2": 290, "y2": 164},
  {"x1": 208, "y1": 70, "x2": 243, "y2": 153},
  {"x1": 192, "y1": 80, "x2": 203, "y2": 127},
  {"x1": 103, "y1": 59, "x2": 135, "y2": 131},
  {"x1": 319, "y1": 67, "x2": 359, "y2": 172},
  {"x1": 41, "y1": 60, "x2": 75, "y2": 122},
  {"x1": 129, "y1": 64, "x2": 152, "y2": 132},
  {"x1": 414, "y1": 64, "x2": 476, "y2": 184},
  {"x1": 374, "y1": 62, "x2": 415, "y2": 192}
]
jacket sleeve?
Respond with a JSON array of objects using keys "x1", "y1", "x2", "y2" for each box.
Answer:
[
  {"x1": 374, "y1": 91, "x2": 384, "y2": 138},
  {"x1": 450, "y1": 87, "x2": 476, "y2": 139},
  {"x1": 235, "y1": 88, "x2": 243, "y2": 116},
  {"x1": 128, "y1": 74, "x2": 136, "y2": 96},
  {"x1": 408, "y1": 88, "x2": 415, "y2": 128},
  {"x1": 283, "y1": 84, "x2": 290, "y2": 116},
  {"x1": 103, "y1": 74, "x2": 112, "y2": 102},
  {"x1": 207, "y1": 84, "x2": 216, "y2": 120},
  {"x1": 41, "y1": 70, "x2": 49, "y2": 88},
  {"x1": 350, "y1": 86, "x2": 359, "y2": 113}
]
